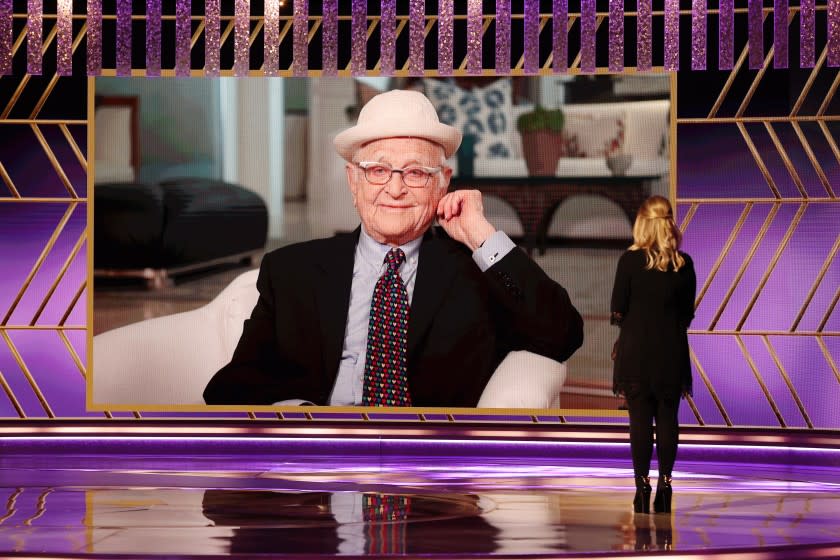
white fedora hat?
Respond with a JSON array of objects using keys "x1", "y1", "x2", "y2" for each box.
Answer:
[{"x1": 333, "y1": 89, "x2": 462, "y2": 161}]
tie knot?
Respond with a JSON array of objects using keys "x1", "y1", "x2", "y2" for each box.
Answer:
[{"x1": 384, "y1": 248, "x2": 406, "y2": 271}]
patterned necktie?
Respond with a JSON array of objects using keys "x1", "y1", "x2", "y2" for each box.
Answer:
[{"x1": 362, "y1": 248, "x2": 411, "y2": 406}]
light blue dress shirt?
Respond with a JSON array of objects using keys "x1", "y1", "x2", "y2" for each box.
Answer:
[{"x1": 274, "y1": 227, "x2": 516, "y2": 406}]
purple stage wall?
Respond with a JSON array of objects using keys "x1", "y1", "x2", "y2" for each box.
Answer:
[{"x1": 0, "y1": 6, "x2": 837, "y2": 428}]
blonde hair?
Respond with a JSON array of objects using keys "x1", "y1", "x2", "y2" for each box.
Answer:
[{"x1": 630, "y1": 195, "x2": 686, "y2": 272}]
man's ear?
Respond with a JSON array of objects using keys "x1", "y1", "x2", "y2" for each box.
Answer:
[{"x1": 345, "y1": 163, "x2": 358, "y2": 205}]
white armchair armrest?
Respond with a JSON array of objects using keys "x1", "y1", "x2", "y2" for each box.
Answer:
[{"x1": 477, "y1": 351, "x2": 566, "y2": 409}]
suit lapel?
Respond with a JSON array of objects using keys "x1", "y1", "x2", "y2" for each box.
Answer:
[
  {"x1": 407, "y1": 232, "x2": 458, "y2": 360},
  {"x1": 313, "y1": 229, "x2": 359, "y2": 386}
]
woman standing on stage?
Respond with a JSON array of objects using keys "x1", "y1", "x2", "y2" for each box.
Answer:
[{"x1": 610, "y1": 195, "x2": 696, "y2": 514}]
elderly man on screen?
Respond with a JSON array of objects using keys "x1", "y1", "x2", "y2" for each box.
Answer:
[{"x1": 203, "y1": 90, "x2": 583, "y2": 407}]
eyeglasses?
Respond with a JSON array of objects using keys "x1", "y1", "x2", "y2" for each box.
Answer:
[{"x1": 355, "y1": 161, "x2": 442, "y2": 189}]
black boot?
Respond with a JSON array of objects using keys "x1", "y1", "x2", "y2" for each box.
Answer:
[
  {"x1": 633, "y1": 475, "x2": 651, "y2": 513},
  {"x1": 653, "y1": 474, "x2": 672, "y2": 513}
]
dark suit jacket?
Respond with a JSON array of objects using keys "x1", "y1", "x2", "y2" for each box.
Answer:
[{"x1": 203, "y1": 227, "x2": 583, "y2": 406}]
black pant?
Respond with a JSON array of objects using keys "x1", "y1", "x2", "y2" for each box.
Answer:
[{"x1": 626, "y1": 392, "x2": 680, "y2": 477}]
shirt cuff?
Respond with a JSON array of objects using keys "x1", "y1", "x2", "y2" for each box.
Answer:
[
  {"x1": 272, "y1": 399, "x2": 315, "y2": 406},
  {"x1": 472, "y1": 230, "x2": 516, "y2": 272}
]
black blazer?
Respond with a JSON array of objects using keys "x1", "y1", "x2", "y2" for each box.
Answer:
[{"x1": 203, "y1": 227, "x2": 583, "y2": 407}]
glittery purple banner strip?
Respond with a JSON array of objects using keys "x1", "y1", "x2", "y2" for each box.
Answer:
[
  {"x1": 56, "y1": 0, "x2": 72, "y2": 75},
  {"x1": 86, "y1": 0, "x2": 101, "y2": 75},
  {"x1": 204, "y1": 0, "x2": 219, "y2": 76},
  {"x1": 468, "y1": 0, "x2": 482, "y2": 74},
  {"x1": 293, "y1": 0, "x2": 307, "y2": 76},
  {"x1": 636, "y1": 0, "x2": 651, "y2": 71},
  {"x1": 145, "y1": 0, "x2": 161, "y2": 76},
  {"x1": 495, "y1": 0, "x2": 510, "y2": 74},
  {"x1": 0, "y1": 0, "x2": 10, "y2": 75},
  {"x1": 748, "y1": 0, "x2": 763, "y2": 69},
  {"x1": 264, "y1": 0, "x2": 280, "y2": 75},
  {"x1": 829, "y1": 0, "x2": 840, "y2": 66},
  {"x1": 664, "y1": 0, "x2": 679, "y2": 71},
  {"x1": 524, "y1": 0, "x2": 539, "y2": 73},
  {"x1": 552, "y1": 0, "x2": 567, "y2": 73},
  {"x1": 380, "y1": 0, "x2": 395, "y2": 75},
  {"x1": 799, "y1": 0, "x2": 814, "y2": 67},
  {"x1": 408, "y1": 0, "x2": 424, "y2": 76},
  {"x1": 322, "y1": 0, "x2": 337, "y2": 76},
  {"x1": 175, "y1": 0, "x2": 191, "y2": 76},
  {"x1": 234, "y1": 0, "x2": 249, "y2": 76},
  {"x1": 438, "y1": 0, "x2": 453, "y2": 75},
  {"x1": 773, "y1": 0, "x2": 788, "y2": 68},
  {"x1": 580, "y1": 0, "x2": 595, "y2": 73},
  {"x1": 116, "y1": 0, "x2": 131, "y2": 76},
  {"x1": 27, "y1": 0, "x2": 42, "y2": 75},
  {"x1": 718, "y1": 0, "x2": 733, "y2": 69},
  {"x1": 691, "y1": 0, "x2": 706, "y2": 70},
  {"x1": 608, "y1": 0, "x2": 623, "y2": 71},
  {"x1": 351, "y1": 0, "x2": 366, "y2": 75}
]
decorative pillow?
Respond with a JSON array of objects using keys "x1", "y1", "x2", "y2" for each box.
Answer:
[
  {"x1": 561, "y1": 112, "x2": 626, "y2": 158},
  {"x1": 424, "y1": 78, "x2": 515, "y2": 159}
]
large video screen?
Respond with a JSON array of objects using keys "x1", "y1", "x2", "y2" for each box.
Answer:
[{"x1": 89, "y1": 74, "x2": 673, "y2": 412}]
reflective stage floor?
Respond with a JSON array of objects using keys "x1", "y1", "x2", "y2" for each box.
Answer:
[{"x1": 1, "y1": 423, "x2": 839, "y2": 559}]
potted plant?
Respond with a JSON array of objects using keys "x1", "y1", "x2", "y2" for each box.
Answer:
[{"x1": 516, "y1": 106, "x2": 565, "y2": 176}]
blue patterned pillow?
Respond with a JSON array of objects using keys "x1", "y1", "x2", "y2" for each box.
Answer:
[{"x1": 424, "y1": 79, "x2": 515, "y2": 159}]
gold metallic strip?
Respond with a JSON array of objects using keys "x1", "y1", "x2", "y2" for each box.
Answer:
[
  {"x1": 708, "y1": 203, "x2": 780, "y2": 329},
  {"x1": 818, "y1": 121, "x2": 840, "y2": 168},
  {"x1": 30, "y1": 124, "x2": 79, "y2": 199},
  {"x1": 736, "y1": 203, "x2": 808, "y2": 330},
  {"x1": 0, "y1": 119, "x2": 87, "y2": 124},
  {"x1": 569, "y1": 15, "x2": 605, "y2": 71},
  {"x1": 818, "y1": 284, "x2": 840, "y2": 333},
  {"x1": 694, "y1": 203, "x2": 753, "y2": 309},
  {"x1": 218, "y1": 19, "x2": 236, "y2": 54},
  {"x1": 29, "y1": 23, "x2": 87, "y2": 120},
  {"x1": 762, "y1": 335, "x2": 814, "y2": 428},
  {"x1": 307, "y1": 18, "x2": 321, "y2": 43},
  {"x1": 1, "y1": 203, "x2": 77, "y2": 325},
  {"x1": 818, "y1": 54, "x2": 840, "y2": 117},
  {"x1": 30, "y1": 230, "x2": 86, "y2": 326},
  {"x1": 0, "y1": 489, "x2": 22, "y2": 525},
  {"x1": 58, "y1": 330, "x2": 85, "y2": 380},
  {"x1": 190, "y1": 19, "x2": 206, "y2": 50},
  {"x1": 791, "y1": 121, "x2": 835, "y2": 198},
  {"x1": 0, "y1": 26, "x2": 37, "y2": 120},
  {"x1": 0, "y1": 369, "x2": 25, "y2": 418},
  {"x1": 59, "y1": 124, "x2": 87, "y2": 173},
  {"x1": 680, "y1": 115, "x2": 840, "y2": 124},
  {"x1": 791, "y1": 47, "x2": 826, "y2": 117},
  {"x1": 678, "y1": 202, "x2": 698, "y2": 232},
  {"x1": 457, "y1": 17, "x2": 491, "y2": 72},
  {"x1": 59, "y1": 280, "x2": 86, "y2": 327},
  {"x1": 268, "y1": 20, "x2": 293, "y2": 72},
  {"x1": 738, "y1": 122, "x2": 782, "y2": 199},
  {"x1": 735, "y1": 334, "x2": 786, "y2": 427},
  {"x1": 689, "y1": 330, "x2": 840, "y2": 336},
  {"x1": 514, "y1": 16, "x2": 549, "y2": 71},
  {"x1": 708, "y1": 37, "x2": 750, "y2": 118},
  {"x1": 0, "y1": 331, "x2": 55, "y2": 418},
  {"x1": 791, "y1": 232, "x2": 840, "y2": 331},
  {"x1": 1, "y1": 325, "x2": 84, "y2": 330},
  {"x1": 684, "y1": 394, "x2": 704, "y2": 426},
  {"x1": 735, "y1": 19, "x2": 775, "y2": 118},
  {"x1": 0, "y1": 161, "x2": 21, "y2": 198},
  {"x1": 343, "y1": 19, "x2": 379, "y2": 73},
  {"x1": 249, "y1": 19, "x2": 265, "y2": 47},
  {"x1": 247, "y1": 412, "x2": 257, "y2": 419},
  {"x1": 0, "y1": 197, "x2": 88, "y2": 203},
  {"x1": 816, "y1": 336, "x2": 840, "y2": 387},
  {"x1": 689, "y1": 347, "x2": 732, "y2": 426},
  {"x1": 22, "y1": 489, "x2": 52, "y2": 526},
  {"x1": 763, "y1": 122, "x2": 806, "y2": 198},
  {"x1": 678, "y1": 197, "x2": 834, "y2": 203}
]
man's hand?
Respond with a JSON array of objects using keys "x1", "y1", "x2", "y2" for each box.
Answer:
[{"x1": 436, "y1": 190, "x2": 497, "y2": 252}]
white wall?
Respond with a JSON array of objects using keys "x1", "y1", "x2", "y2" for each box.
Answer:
[{"x1": 221, "y1": 78, "x2": 285, "y2": 238}]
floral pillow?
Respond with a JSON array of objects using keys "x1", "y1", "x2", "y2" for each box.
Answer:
[
  {"x1": 561, "y1": 112, "x2": 626, "y2": 158},
  {"x1": 424, "y1": 78, "x2": 516, "y2": 159}
]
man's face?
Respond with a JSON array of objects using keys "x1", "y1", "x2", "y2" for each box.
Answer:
[{"x1": 347, "y1": 137, "x2": 452, "y2": 246}]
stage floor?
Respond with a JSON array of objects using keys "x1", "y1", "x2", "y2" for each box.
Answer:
[{"x1": 1, "y1": 423, "x2": 839, "y2": 559}]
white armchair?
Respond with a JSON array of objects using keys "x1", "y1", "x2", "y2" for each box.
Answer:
[{"x1": 92, "y1": 270, "x2": 567, "y2": 408}]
